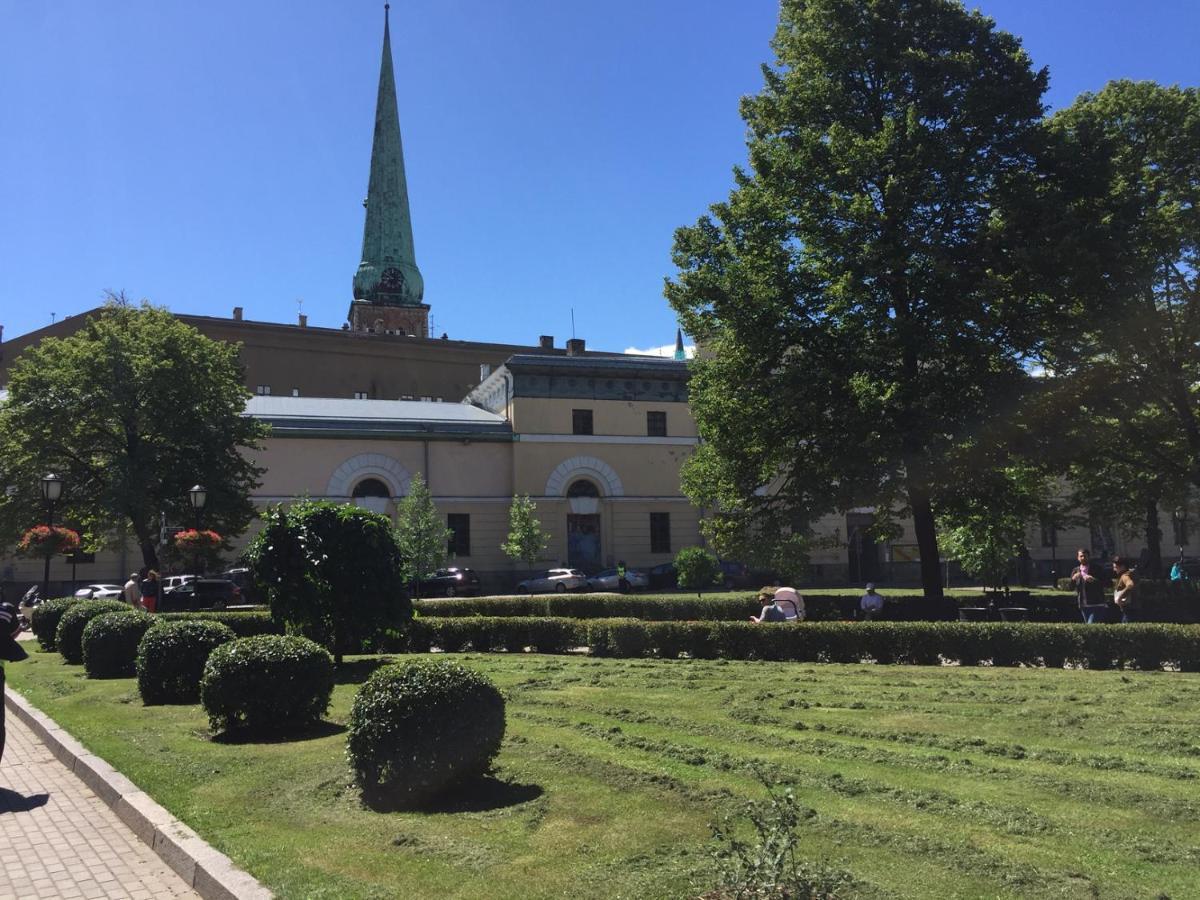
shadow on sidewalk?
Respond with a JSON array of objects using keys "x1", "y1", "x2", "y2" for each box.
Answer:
[{"x1": 0, "y1": 788, "x2": 50, "y2": 813}]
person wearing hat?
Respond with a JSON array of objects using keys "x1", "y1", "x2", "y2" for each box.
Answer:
[
  {"x1": 0, "y1": 601, "x2": 29, "y2": 762},
  {"x1": 123, "y1": 572, "x2": 142, "y2": 609},
  {"x1": 860, "y1": 583, "x2": 884, "y2": 620}
]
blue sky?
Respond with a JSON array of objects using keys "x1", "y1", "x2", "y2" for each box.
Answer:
[{"x1": 2, "y1": 1, "x2": 1198, "y2": 355}]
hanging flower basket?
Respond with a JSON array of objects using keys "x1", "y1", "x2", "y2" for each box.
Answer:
[
  {"x1": 18, "y1": 525, "x2": 82, "y2": 557},
  {"x1": 174, "y1": 529, "x2": 223, "y2": 550}
]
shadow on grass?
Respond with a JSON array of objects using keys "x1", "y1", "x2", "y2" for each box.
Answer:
[
  {"x1": 363, "y1": 775, "x2": 544, "y2": 814},
  {"x1": 0, "y1": 789, "x2": 50, "y2": 813},
  {"x1": 211, "y1": 719, "x2": 348, "y2": 745},
  {"x1": 334, "y1": 656, "x2": 397, "y2": 685}
]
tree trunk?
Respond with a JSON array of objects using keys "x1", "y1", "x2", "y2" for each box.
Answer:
[
  {"x1": 907, "y1": 484, "x2": 947, "y2": 615},
  {"x1": 1144, "y1": 499, "x2": 1163, "y2": 579},
  {"x1": 138, "y1": 536, "x2": 159, "y2": 572}
]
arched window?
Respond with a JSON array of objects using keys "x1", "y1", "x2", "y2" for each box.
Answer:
[
  {"x1": 352, "y1": 478, "x2": 392, "y2": 515},
  {"x1": 566, "y1": 479, "x2": 600, "y2": 499},
  {"x1": 352, "y1": 478, "x2": 391, "y2": 499}
]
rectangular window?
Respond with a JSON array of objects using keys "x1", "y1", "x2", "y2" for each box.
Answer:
[
  {"x1": 447, "y1": 514, "x2": 471, "y2": 557},
  {"x1": 354, "y1": 390, "x2": 369, "y2": 400},
  {"x1": 290, "y1": 388, "x2": 300, "y2": 397},
  {"x1": 650, "y1": 512, "x2": 671, "y2": 554},
  {"x1": 647, "y1": 411, "x2": 667, "y2": 437},
  {"x1": 1039, "y1": 515, "x2": 1057, "y2": 549},
  {"x1": 255, "y1": 385, "x2": 271, "y2": 396},
  {"x1": 572, "y1": 408, "x2": 593, "y2": 435}
]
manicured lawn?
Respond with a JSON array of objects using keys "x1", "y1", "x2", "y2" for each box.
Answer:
[{"x1": 8, "y1": 647, "x2": 1199, "y2": 899}]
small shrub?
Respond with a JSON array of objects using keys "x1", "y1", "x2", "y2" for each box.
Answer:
[
  {"x1": 137, "y1": 620, "x2": 237, "y2": 704},
  {"x1": 675, "y1": 546, "x2": 722, "y2": 596},
  {"x1": 347, "y1": 659, "x2": 506, "y2": 807},
  {"x1": 30, "y1": 597, "x2": 80, "y2": 651},
  {"x1": 706, "y1": 777, "x2": 851, "y2": 899},
  {"x1": 56, "y1": 600, "x2": 130, "y2": 664},
  {"x1": 200, "y1": 635, "x2": 334, "y2": 734},
  {"x1": 157, "y1": 610, "x2": 282, "y2": 638},
  {"x1": 82, "y1": 610, "x2": 154, "y2": 677}
]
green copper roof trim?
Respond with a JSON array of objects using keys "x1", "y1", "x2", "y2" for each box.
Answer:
[{"x1": 353, "y1": 4, "x2": 424, "y2": 308}]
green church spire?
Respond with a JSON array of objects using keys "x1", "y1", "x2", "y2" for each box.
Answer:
[{"x1": 353, "y1": 4, "x2": 423, "y2": 308}]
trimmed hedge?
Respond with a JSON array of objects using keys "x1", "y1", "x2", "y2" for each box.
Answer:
[
  {"x1": 200, "y1": 635, "x2": 334, "y2": 734},
  {"x1": 56, "y1": 600, "x2": 131, "y2": 664},
  {"x1": 82, "y1": 610, "x2": 154, "y2": 677},
  {"x1": 137, "y1": 620, "x2": 238, "y2": 704},
  {"x1": 157, "y1": 610, "x2": 281, "y2": 638},
  {"x1": 29, "y1": 597, "x2": 81, "y2": 651},
  {"x1": 348, "y1": 659, "x2": 506, "y2": 807},
  {"x1": 406, "y1": 616, "x2": 1200, "y2": 670}
]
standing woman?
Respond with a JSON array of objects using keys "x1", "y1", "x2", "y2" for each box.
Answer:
[
  {"x1": 1112, "y1": 556, "x2": 1138, "y2": 623},
  {"x1": 140, "y1": 570, "x2": 161, "y2": 614},
  {"x1": 0, "y1": 602, "x2": 29, "y2": 761}
]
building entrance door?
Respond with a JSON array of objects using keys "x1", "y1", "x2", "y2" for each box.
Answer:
[{"x1": 567, "y1": 515, "x2": 601, "y2": 573}]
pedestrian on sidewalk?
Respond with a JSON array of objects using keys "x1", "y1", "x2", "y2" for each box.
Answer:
[
  {"x1": 139, "y1": 570, "x2": 161, "y2": 614},
  {"x1": 0, "y1": 601, "x2": 29, "y2": 761}
]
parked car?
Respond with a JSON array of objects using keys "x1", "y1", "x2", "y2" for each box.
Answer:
[
  {"x1": 586, "y1": 568, "x2": 650, "y2": 592},
  {"x1": 647, "y1": 563, "x2": 678, "y2": 590},
  {"x1": 162, "y1": 575, "x2": 197, "y2": 592},
  {"x1": 220, "y1": 568, "x2": 259, "y2": 604},
  {"x1": 74, "y1": 584, "x2": 124, "y2": 599},
  {"x1": 516, "y1": 568, "x2": 588, "y2": 594},
  {"x1": 417, "y1": 567, "x2": 482, "y2": 598},
  {"x1": 160, "y1": 577, "x2": 240, "y2": 611},
  {"x1": 718, "y1": 560, "x2": 755, "y2": 590}
]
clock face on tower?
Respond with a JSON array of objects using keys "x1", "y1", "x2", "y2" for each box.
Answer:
[{"x1": 378, "y1": 267, "x2": 407, "y2": 297}]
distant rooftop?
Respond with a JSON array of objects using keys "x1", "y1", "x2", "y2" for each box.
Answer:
[{"x1": 245, "y1": 395, "x2": 511, "y2": 439}]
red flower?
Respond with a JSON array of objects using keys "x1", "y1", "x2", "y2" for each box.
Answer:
[
  {"x1": 18, "y1": 525, "x2": 82, "y2": 556},
  {"x1": 174, "y1": 529, "x2": 222, "y2": 549}
]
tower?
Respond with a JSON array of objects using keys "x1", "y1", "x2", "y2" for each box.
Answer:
[{"x1": 348, "y1": 4, "x2": 430, "y2": 337}]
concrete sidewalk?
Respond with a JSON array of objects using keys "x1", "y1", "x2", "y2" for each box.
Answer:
[{"x1": 0, "y1": 710, "x2": 199, "y2": 899}]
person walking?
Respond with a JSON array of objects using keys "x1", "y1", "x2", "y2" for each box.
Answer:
[
  {"x1": 139, "y1": 570, "x2": 161, "y2": 614},
  {"x1": 1112, "y1": 556, "x2": 1138, "y2": 623},
  {"x1": 617, "y1": 560, "x2": 630, "y2": 594},
  {"x1": 123, "y1": 572, "x2": 142, "y2": 608},
  {"x1": 0, "y1": 601, "x2": 29, "y2": 762},
  {"x1": 1071, "y1": 549, "x2": 1106, "y2": 623}
]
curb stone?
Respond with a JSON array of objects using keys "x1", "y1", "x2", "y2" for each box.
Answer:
[{"x1": 5, "y1": 687, "x2": 273, "y2": 900}]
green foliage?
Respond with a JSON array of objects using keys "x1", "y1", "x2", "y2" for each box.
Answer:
[
  {"x1": 157, "y1": 610, "x2": 282, "y2": 638},
  {"x1": 0, "y1": 298, "x2": 266, "y2": 569},
  {"x1": 666, "y1": 0, "x2": 1058, "y2": 602},
  {"x1": 29, "y1": 597, "x2": 80, "y2": 651},
  {"x1": 56, "y1": 600, "x2": 130, "y2": 664},
  {"x1": 707, "y1": 777, "x2": 850, "y2": 899},
  {"x1": 407, "y1": 615, "x2": 1199, "y2": 670},
  {"x1": 245, "y1": 499, "x2": 409, "y2": 664},
  {"x1": 136, "y1": 619, "x2": 237, "y2": 705},
  {"x1": 675, "y1": 547, "x2": 722, "y2": 596},
  {"x1": 347, "y1": 659, "x2": 506, "y2": 807},
  {"x1": 500, "y1": 495, "x2": 549, "y2": 570},
  {"x1": 200, "y1": 635, "x2": 334, "y2": 734},
  {"x1": 81, "y1": 610, "x2": 153, "y2": 678},
  {"x1": 394, "y1": 473, "x2": 451, "y2": 593}
]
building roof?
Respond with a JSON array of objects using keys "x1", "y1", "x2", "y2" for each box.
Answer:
[
  {"x1": 245, "y1": 395, "x2": 511, "y2": 439},
  {"x1": 503, "y1": 354, "x2": 690, "y2": 378}
]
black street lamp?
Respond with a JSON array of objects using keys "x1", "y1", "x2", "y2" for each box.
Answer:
[
  {"x1": 40, "y1": 473, "x2": 63, "y2": 600},
  {"x1": 188, "y1": 485, "x2": 207, "y2": 576}
]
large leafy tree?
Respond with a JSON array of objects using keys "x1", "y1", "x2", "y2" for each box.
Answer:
[
  {"x1": 666, "y1": 0, "x2": 1055, "y2": 604},
  {"x1": 0, "y1": 299, "x2": 267, "y2": 569},
  {"x1": 1042, "y1": 81, "x2": 1200, "y2": 570}
]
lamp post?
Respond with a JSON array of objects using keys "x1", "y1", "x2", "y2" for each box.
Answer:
[
  {"x1": 1173, "y1": 506, "x2": 1188, "y2": 562},
  {"x1": 40, "y1": 473, "x2": 63, "y2": 600},
  {"x1": 188, "y1": 485, "x2": 207, "y2": 576}
]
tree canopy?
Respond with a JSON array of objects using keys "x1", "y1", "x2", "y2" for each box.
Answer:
[
  {"x1": 394, "y1": 473, "x2": 451, "y2": 595},
  {"x1": 667, "y1": 0, "x2": 1057, "y2": 603},
  {"x1": 0, "y1": 299, "x2": 267, "y2": 569}
]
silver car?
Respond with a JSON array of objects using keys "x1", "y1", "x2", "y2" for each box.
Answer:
[
  {"x1": 516, "y1": 568, "x2": 588, "y2": 594},
  {"x1": 586, "y1": 568, "x2": 649, "y2": 592}
]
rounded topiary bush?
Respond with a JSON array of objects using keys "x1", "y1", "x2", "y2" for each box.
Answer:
[
  {"x1": 347, "y1": 659, "x2": 506, "y2": 807},
  {"x1": 30, "y1": 597, "x2": 81, "y2": 651},
  {"x1": 136, "y1": 620, "x2": 237, "y2": 704},
  {"x1": 82, "y1": 610, "x2": 154, "y2": 677},
  {"x1": 200, "y1": 635, "x2": 334, "y2": 734},
  {"x1": 56, "y1": 600, "x2": 131, "y2": 664}
]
